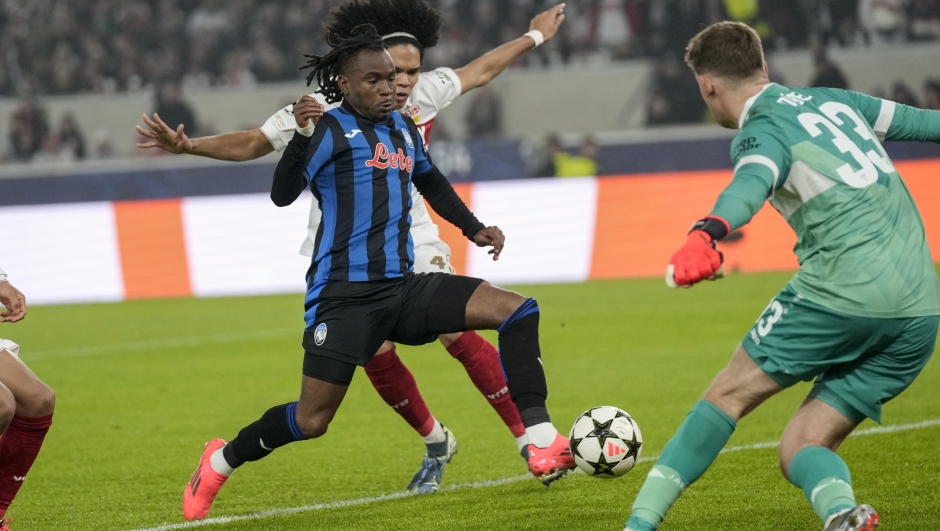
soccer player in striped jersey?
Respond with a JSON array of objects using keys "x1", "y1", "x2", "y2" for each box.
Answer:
[
  {"x1": 138, "y1": 0, "x2": 565, "y2": 494},
  {"x1": 0, "y1": 268, "x2": 56, "y2": 531},
  {"x1": 182, "y1": 26, "x2": 574, "y2": 520},
  {"x1": 625, "y1": 22, "x2": 940, "y2": 531}
]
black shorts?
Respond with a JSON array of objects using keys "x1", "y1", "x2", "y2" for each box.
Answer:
[{"x1": 302, "y1": 273, "x2": 484, "y2": 385}]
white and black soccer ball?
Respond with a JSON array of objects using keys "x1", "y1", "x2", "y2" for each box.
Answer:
[{"x1": 569, "y1": 406, "x2": 643, "y2": 479}]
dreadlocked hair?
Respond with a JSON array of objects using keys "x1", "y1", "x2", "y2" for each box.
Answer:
[
  {"x1": 324, "y1": 0, "x2": 442, "y2": 59},
  {"x1": 299, "y1": 24, "x2": 386, "y2": 104}
]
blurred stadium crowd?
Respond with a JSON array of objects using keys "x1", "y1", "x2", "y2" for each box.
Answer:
[{"x1": 2, "y1": 0, "x2": 940, "y2": 164}]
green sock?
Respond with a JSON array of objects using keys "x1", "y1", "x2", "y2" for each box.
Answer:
[
  {"x1": 788, "y1": 446, "x2": 856, "y2": 523},
  {"x1": 626, "y1": 400, "x2": 736, "y2": 530}
]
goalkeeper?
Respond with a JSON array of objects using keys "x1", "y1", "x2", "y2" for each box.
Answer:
[{"x1": 626, "y1": 21, "x2": 940, "y2": 531}]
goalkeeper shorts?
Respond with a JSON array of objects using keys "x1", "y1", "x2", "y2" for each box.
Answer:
[{"x1": 742, "y1": 283, "x2": 938, "y2": 424}]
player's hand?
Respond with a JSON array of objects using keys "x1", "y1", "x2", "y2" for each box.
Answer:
[
  {"x1": 473, "y1": 226, "x2": 505, "y2": 261},
  {"x1": 666, "y1": 231, "x2": 724, "y2": 288},
  {"x1": 529, "y1": 3, "x2": 566, "y2": 42},
  {"x1": 136, "y1": 113, "x2": 194, "y2": 154},
  {"x1": 0, "y1": 281, "x2": 27, "y2": 323},
  {"x1": 294, "y1": 96, "x2": 324, "y2": 129}
]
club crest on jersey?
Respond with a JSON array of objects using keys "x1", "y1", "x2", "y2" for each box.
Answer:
[
  {"x1": 314, "y1": 323, "x2": 327, "y2": 346},
  {"x1": 366, "y1": 143, "x2": 414, "y2": 172},
  {"x1": 402, "y1": 128, "x2": 414, "y2": 149}
]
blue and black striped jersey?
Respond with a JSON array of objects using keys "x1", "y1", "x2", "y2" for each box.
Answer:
[
  {"x1": 271, "y1": 100, "x2": 485, "y2": 329},
  {"x1": 300, "y1": 102, "x2": 433, "y2": 285}
]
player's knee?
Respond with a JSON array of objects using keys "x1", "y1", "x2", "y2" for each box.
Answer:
[
  {"x1": 498, "y1": 297, "x2": 539, "y2": 332},
  {"x1": 497, "y1": 291, "x2": 531, "y2": 322},
  {"x1": 296, "y1": 411, "x2": 331, "y2": 439},
  {"x1": 19, "y1": 381, "x2": 55, "y2": 417}
]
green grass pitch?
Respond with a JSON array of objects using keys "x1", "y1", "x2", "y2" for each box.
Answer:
[{"x1": 5, "y1": 270, "x2": 940, "y2": 530}]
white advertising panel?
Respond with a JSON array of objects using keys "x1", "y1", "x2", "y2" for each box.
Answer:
[
  {"x1": 182, "y1": 193, "x2": 313, "y2": 297},
  {"x1": 0, "y1": 202, "x2": 124, "y2": 304},
  {"x1": 466, "y1": 178, "x2": 598, "y2": 285}
]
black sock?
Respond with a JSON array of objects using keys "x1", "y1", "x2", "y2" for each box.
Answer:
[
  {"x1": 224, "y1": 402, "x2": 306, "y2": 468},
  {"x1": 519, "y1": 406, "x2": 551, "y2": 428},
  {"x1": 497, "y1": 299, "x2": 547, "y2": 424}
]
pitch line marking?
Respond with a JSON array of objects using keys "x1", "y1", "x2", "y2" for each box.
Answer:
[
  {"x1": 21, "y1": 328, "x2": 298, "y2": 361},
  {"x1": 121, "y1": 417, "x2": 940, "y2": 531}
]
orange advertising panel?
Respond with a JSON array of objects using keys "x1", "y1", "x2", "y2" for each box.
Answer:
[
  {"x1": 898, "y1": 159, "x2": 940, "y2": 260},
  {"x1": 114, "y1": 199, "x2": 192, "y2": 299},
  {"x1": 590, "y1": 159, "x2": 940, "y2": 280},
  {"x1": 425, "y1": 182, "x2": 473, "y2": 275}
]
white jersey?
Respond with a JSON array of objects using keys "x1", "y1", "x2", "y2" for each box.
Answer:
[
  {"x1": 260, "y1": 67, "x2": 463, "y2": 273},
  {"x1": 0, "y1": 265, "x2": 6, "y2": 282}
]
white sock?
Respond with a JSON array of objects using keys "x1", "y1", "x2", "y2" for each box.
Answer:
[
  {"x1": 421, "y1": 420, "x2": 446, "y2": 444},
  {"x1": 515, "y1": 434, "x2": 529, "y2": 452},
  {"x1": 209, "y1": 447, "x2": 236, "y2": 477},
  {"x1": 525, "y1": 422, "x2": 557, "y2": 448}
]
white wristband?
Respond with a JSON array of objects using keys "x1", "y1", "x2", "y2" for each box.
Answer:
[
  {"x1": 296, "y1": 121, "x2": 315, "y2": 137},
  {"x1": 524, "y1": 30, "x2": 544, "y2": 47}
]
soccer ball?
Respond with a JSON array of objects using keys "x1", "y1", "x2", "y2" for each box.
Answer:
[{"x1": 569, "y1": 406, "x2": 643, "y2": 479}]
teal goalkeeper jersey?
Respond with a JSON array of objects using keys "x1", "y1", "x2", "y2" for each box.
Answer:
[{"x1": 711, "y1": 83, "x2": 940, "y2": 318}]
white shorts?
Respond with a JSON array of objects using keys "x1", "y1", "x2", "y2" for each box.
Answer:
[
  {"x1": 0, "y1": 339, "x2": 20, "y2": 358},
  {"x1": 413, "y1": 240, "x2": 455, "y2": 275}
]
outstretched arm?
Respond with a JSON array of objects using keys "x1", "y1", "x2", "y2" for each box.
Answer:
[
  {"x1": 454, "y1": 4, "x2": 565, "y2": 94},
  {"x1": 136, "y1": 114, "x2": 275, "y2": 161},
  {"x1": 136, "y1": 100, "x2": 324, "y2": 161},
  {"x1": 877, "y1": 103, "x2": 940, "y2": 143},
  {"x1": 841, "y1": 90, "x2": 940, "y2": 143},
  {"x1": 668, "y1": 125, "x2": 787, "y2": 288}
]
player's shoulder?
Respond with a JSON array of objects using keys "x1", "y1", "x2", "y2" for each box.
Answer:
[
  {"x1": 418, "y1": 67, "x2": 460, "y2": 88},
  {"x1": 412, "y1": 67, "x2": 462, "y2": 105}
]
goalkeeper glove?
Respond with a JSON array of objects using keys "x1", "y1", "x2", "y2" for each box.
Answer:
[{"x1": 666, "y1": 217, "x2": 728, "y2": 288}]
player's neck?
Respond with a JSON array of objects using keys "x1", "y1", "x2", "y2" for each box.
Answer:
[{"x1": 727, "y1": 77, "x2": 771, "y2": 129}]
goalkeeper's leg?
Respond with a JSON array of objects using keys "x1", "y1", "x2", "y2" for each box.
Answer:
[{"x1": 625, "y1": 345, "x2": 781, "y2": 531}]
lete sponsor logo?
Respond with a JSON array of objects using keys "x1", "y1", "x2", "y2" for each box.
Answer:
[{"x1": 366, "y1": 143, "x2": 414, "y2": 172}]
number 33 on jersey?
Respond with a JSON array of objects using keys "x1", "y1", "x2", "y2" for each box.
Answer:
[{"x1": 727, "y1": 83, "x2": 939, "y2": 320}]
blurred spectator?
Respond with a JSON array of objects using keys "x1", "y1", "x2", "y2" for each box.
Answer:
[
  {"x1": 909, "y1": 0, "x2": 940, "y2": 41},
  {"x1": 154, "y1": 80, "x2": 199, "y2": 136},
  {"x1": 858, "y1": 0, "x2": 908, "y2": 45},
  {"x1": 9, "y1": 99, "x2": 49, "y2": 162},
  {"x1": 0, "y1": 0, "x2": 936, "y2": 98},
  {"x1": 554, "y1": 135, "x2": 601, "y2": 178},
  {"x1": 646, "y1": 56, "x2": 707, "y2": 125},
  {"x1": 924, "y1": 79, "x2": 940, "y2": 110},
  {"x1": 534, "y1": 134, "x2": 564, "y2": 177},
  {"x1": 890, "y1": 81, "x2": 920, "y2": 107},
  {"x1": 810, "y1": 51, "x2": 850, "y2": 89},
  {"x1": 58, "y1": 115, "x2": 87, "y2": 161},
  {"x1": 465, "y1": 86, "x2": 504, "y2": 138}
]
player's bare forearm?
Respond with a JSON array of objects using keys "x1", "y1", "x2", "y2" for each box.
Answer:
[
  {"x1": 455, "y1": 38, "x2": 536, "y2": 93},
  {"x1": 413, "y1": 166, "x2": 485, "y2": 239},
  {"x1": 455, "y1": 3, "x2": 565, "y2": 93},
  {"x1": 137, "y1": 113, "x2": 275, "y2": 161},
  {"x1": 189, "y1": 130, "x2": 275, "y2": 161}
]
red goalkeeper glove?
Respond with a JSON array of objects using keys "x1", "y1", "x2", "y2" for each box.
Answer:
[{"x1": 666, "y1": 217, "x2": 728, "y2": 288}]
